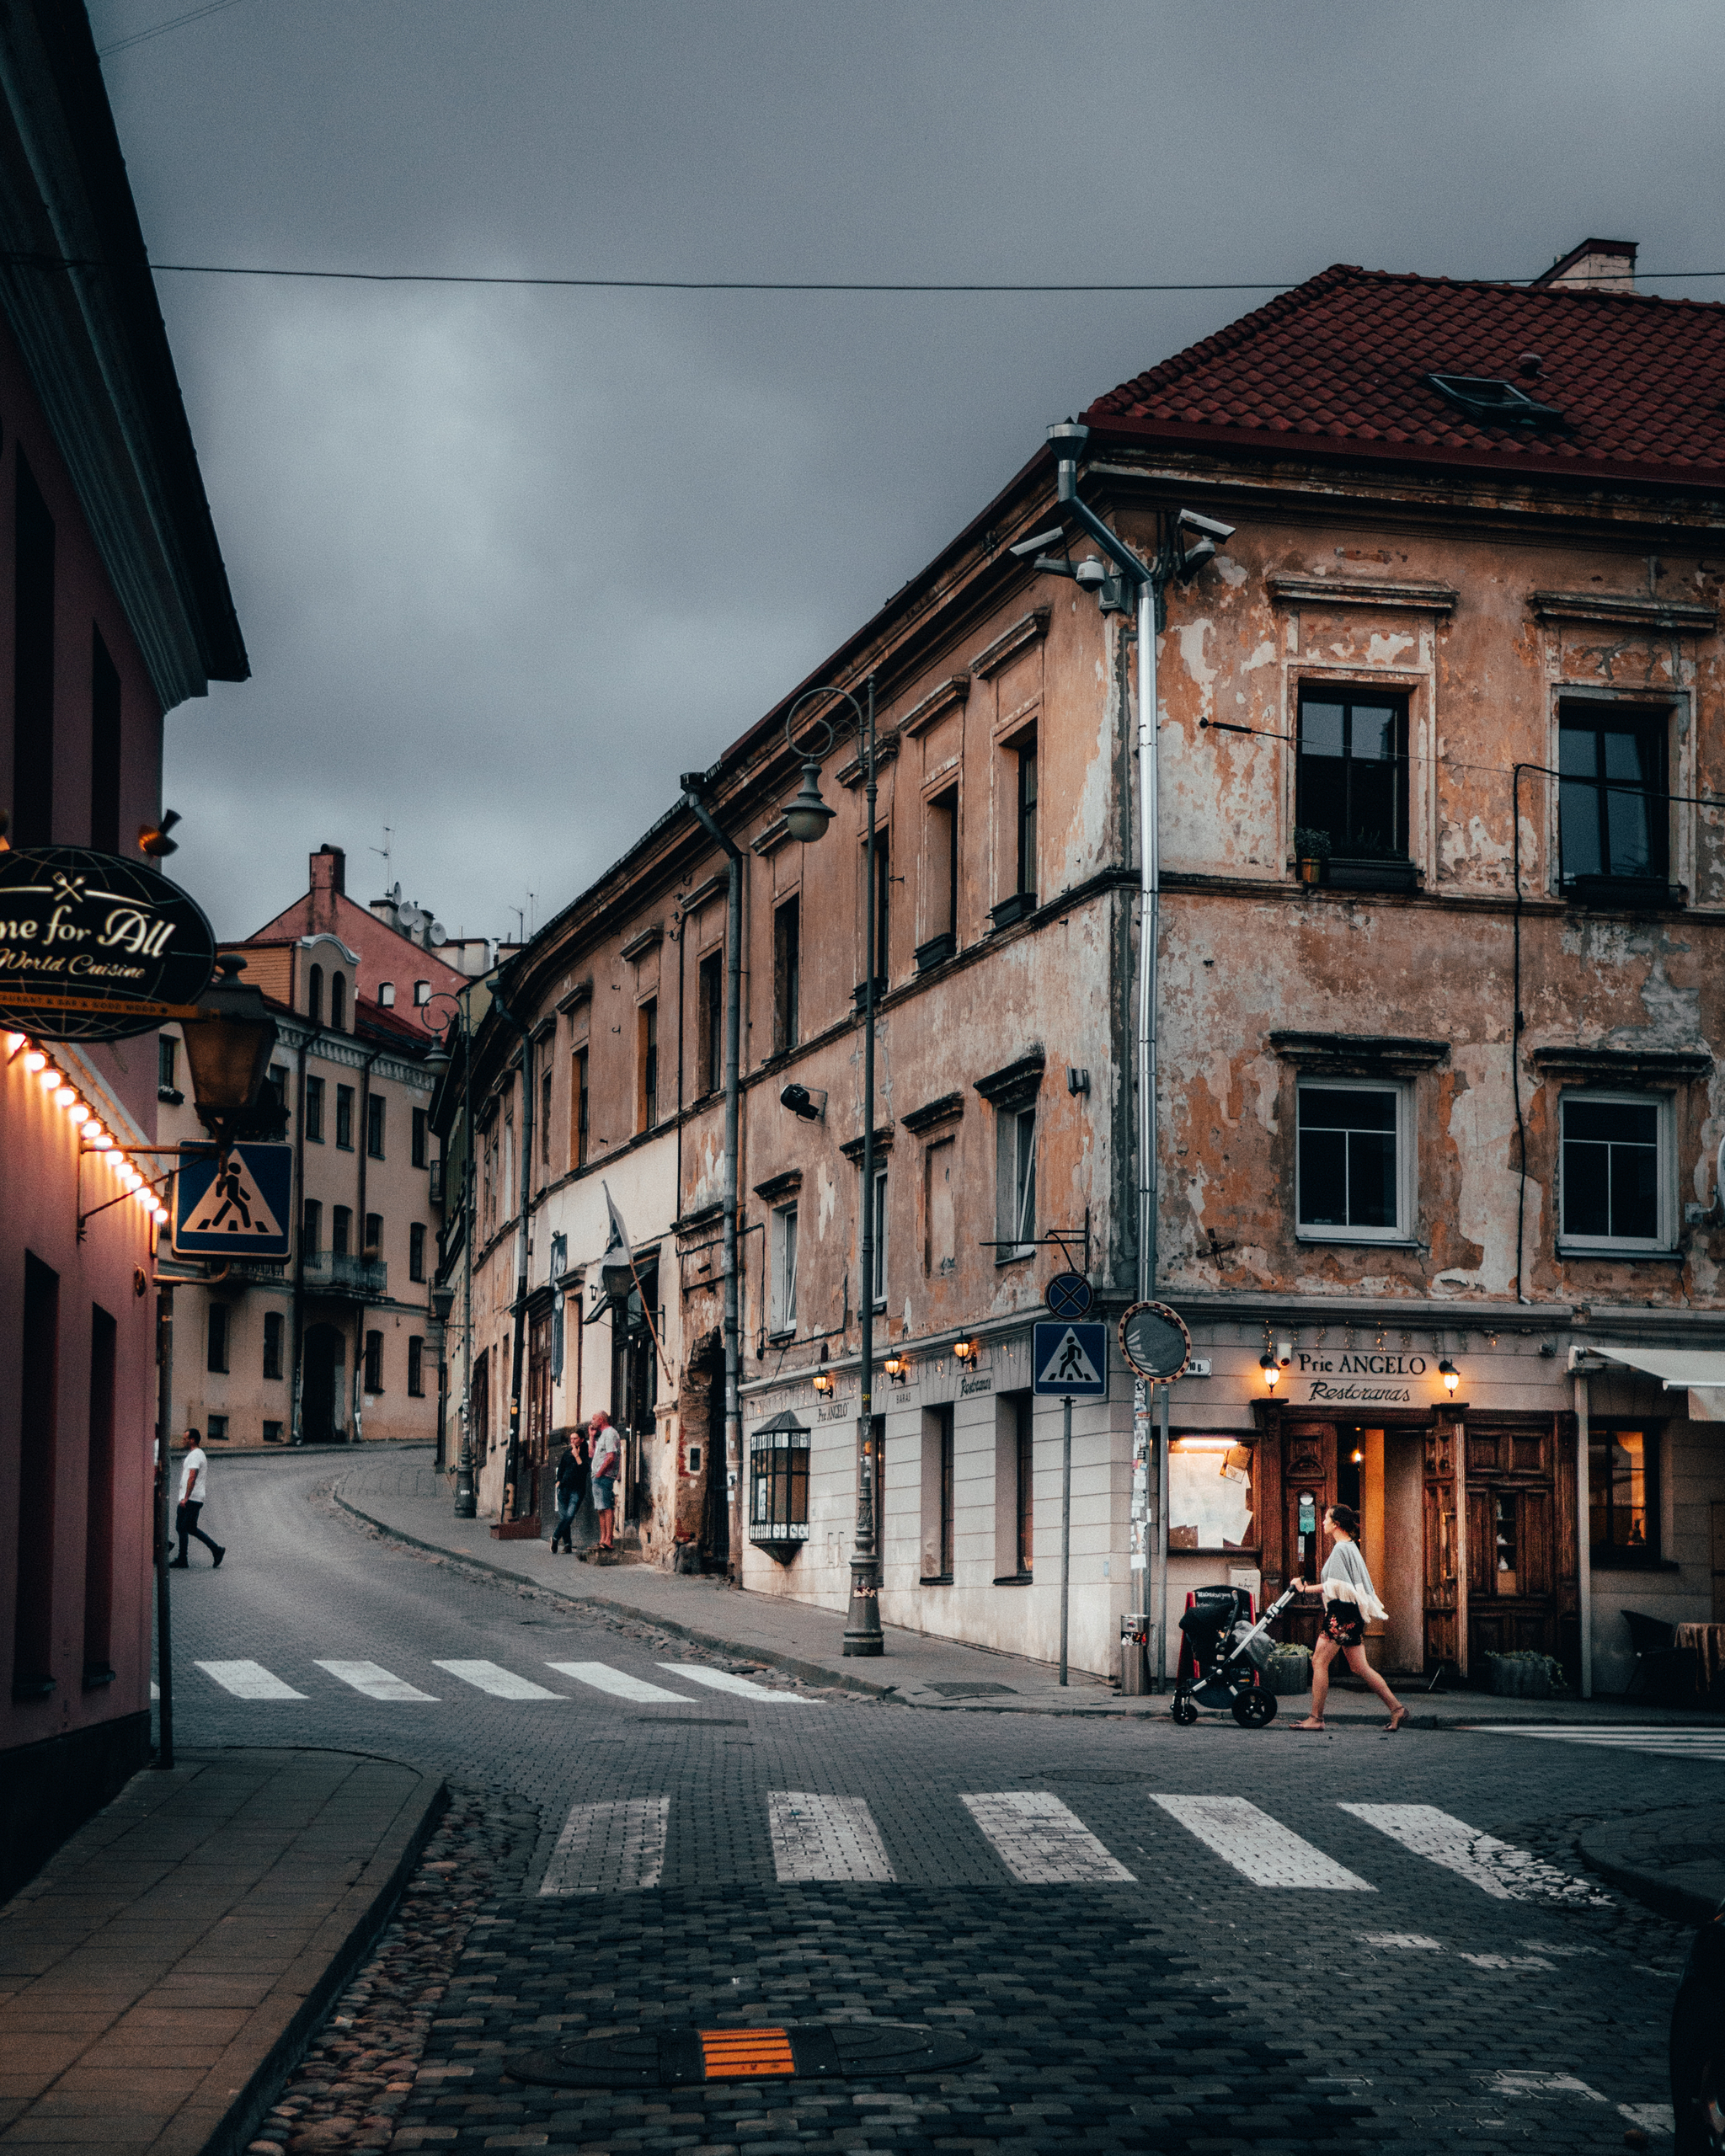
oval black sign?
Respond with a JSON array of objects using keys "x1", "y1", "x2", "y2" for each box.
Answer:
[
  {"x1": 1119, "y1": 1299, "x2": 1191, "y2": 1382},
  {"x1": 0, "y1": 846, "x2": 216, "y2": 1041}
]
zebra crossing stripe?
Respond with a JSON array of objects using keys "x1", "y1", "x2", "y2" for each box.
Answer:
[
  {"x1": 546, "y1": 1661, "x2": 697, "y2": 1704},
  {"x1": 196, "y1": 1659, "x2": 306, "y2": 1700},
  {"x1": 1338, "y1": 1803, "x2": 1610, "y2": 1905},
  {"x1": 316, "y1": 1659, "x2": 438, "y2": 1701},
  {"x1": 767, "y1": 1792, "x2": 896, "y2": 1882},
  {"x1": 540, "y1": 1796, "x2": 669, "y2": 1895},
  {"x1": 659, "y1": 1665, "x2": 822, "y2": 1704},
  {"x1": 1153, "y1": 1795, "x2": 1375, "y2": 1891},
  {"x1": 961, "y1": 1792, "x2": 1135, "y2": 1883},
  {"x1": 1477, "y1": 1726, "x2": 1725, "y2": 1761},
  {"x1": 432, "y1": 1659, "x2": 564, "y2": 1700}
]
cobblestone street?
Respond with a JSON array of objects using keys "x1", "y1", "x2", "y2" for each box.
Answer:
[{"x1": 169, "y1": 1454, "x2": 1701, "y2": 2154}]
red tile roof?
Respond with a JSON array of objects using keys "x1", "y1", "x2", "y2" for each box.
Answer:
[{"x1": 1083, "y1": 264, "x2": 1725, "y2": 491}]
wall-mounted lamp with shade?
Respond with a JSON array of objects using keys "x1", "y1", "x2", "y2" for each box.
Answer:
[
  {"x1": 1259, "y1": 1352, "x2": 1280, "y2": 1392},
  {"x1": 1439, "y1": 1358, "x2": 1461, "y2": 1395},
  {"x1": 812, "y1": 1367, "x2": 835, "y2": 1396},
  {"x1": 883, "y1": 1350, "x2": 908, "y2": 1384}
]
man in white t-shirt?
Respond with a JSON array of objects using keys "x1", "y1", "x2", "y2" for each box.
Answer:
[{"x1": 171, "y1": 1429, "x2": 225, "y2": 1568}]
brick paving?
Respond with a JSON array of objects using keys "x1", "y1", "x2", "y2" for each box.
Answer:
[{"x1": 153, "y1": 1449, "x2": 1708, "y2": 2153}]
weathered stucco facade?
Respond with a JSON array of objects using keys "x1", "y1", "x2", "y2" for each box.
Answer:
[{"x1": 439, "y1": 243, "x2": 1725, "y2": 1695}]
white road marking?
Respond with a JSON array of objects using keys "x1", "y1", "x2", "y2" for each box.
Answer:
[
  {"x1": 1154, "y1": 1795, "x2": 1374, "y2": 1891},
  {"x1": 1359, "y1": 1934, "x2": 1442, "y2": 1950},
  {"x1": 1489, "y1": 2071, "x2": 1607, "y2": 2101},
  {"x1": 1461, "y1": 1952, "x2": 1556, "y2": 1971},
  {"x1": 196, "y1": 1659, "x2": 306, "y2": 1700},
  {"x1": 433, "y1": 1659, "x2": 563, "y2": 1700},
  {"x1": 961, "y1": 1792, "x2": 1135, "y2": 1883},
  {"x1": 315, "y1": 1659, "x2": 438, "y2": 1701},
  {"x1": 767, "y1": 1792, "x2": 896, "y2": 1882},
  {"x1": 1619, "y1": 2102, "x2": 1676, "y2": 2134},
  {"x1": 1340, "y1": 1803, "x2": 1610, "y2": 1905},
  {"x1": 546, "y1": 1661, "x2": 698, "y2": 1704},
  {"x1": 660, "y1": 1664, "x2": 821, "y2": 1703},
  {"x1": 1476, "y1": 1725, "x2": 1725, "y2": 1762},
  {"x1": 539, "y1": 1796, "x2": 668, "y2": 1895}
]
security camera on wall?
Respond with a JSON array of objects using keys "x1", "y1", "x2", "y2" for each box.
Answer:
[{"x1": 780, "y1": 1083, "x2": 827, "y2": 1121}]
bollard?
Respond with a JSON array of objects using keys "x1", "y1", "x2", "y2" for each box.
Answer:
[{"x1": 1119, "y1": 1611, "x2": 1150, "y2": 1696}]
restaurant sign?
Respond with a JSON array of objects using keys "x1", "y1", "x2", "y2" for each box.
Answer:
[
  {"x1": 1279, "y1": 1349, "x2": 1436, "y2": 1407},
  {"x1": 0, "y1": 846, "x2": 216, "y2": 1041}
]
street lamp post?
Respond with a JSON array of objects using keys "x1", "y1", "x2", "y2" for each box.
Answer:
[
  {"x1": 780, "y1": 677, "x2": 883, "y2": 1658},
  {"x1": 422, "y1": 987, "x2": 478, "y2": 1518}
]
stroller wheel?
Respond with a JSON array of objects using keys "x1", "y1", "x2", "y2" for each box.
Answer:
[
  {"x1": 1171, "y1": 1692, "x2": 1199, "y2": 1726},
  {"x1": 1232, "y1": 1686, "x2": 1277, "y2": 1728}
]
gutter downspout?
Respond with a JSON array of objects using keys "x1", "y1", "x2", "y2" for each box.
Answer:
[
  {"x1": 681, "y1": 779, "x2": 745, "y2": 1582},
  {"x1": 492, "y1": 988, "x2": 533, "y2": 1522},
  {"x1": 352, "y1": 1043, "x2": 382, "y2": 1439},
  {"x1": 1574, "y1": 1370, "x2": 1593, "y2": 1699}
]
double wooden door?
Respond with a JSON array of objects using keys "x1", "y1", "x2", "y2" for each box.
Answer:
[{"x1": 1423, "y1": 1417, "x2": 1576, "y2": 1674}]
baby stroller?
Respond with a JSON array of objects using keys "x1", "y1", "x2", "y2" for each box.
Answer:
[{"x1": 1171, "y1": 1582, "x2": 1300, "y2": 1728}]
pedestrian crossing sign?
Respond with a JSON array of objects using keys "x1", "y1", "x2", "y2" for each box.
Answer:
[
  {"x1": 174, "y1": 1142, "x2": 292, "y2": 1257},
  {"x1": 1032, "y1": 1321, "x2": 1108, "y2": 1397}
]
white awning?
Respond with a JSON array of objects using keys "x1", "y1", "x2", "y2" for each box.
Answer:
[{"x1": 1581, "y1": 1341, "x2": 1725, "y2": 1390}]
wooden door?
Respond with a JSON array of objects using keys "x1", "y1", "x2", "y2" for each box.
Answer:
[
  {"x1": 1423, "y1": 1423, "x2": 1459, "y2": 1671},
  {"x1": 1281, "y1": 1423, "x2": 1334, "y2": 1650},
  {"x1": 1712, "y1": 1502, "x2": 1725, "y2": 1623},
  {"x1": 526, "y1": 1311, "x2": 552, "y2": 1519},
  {"x1": 1464, "y1": 1422, "x2": 1559, "y2": 1664}
]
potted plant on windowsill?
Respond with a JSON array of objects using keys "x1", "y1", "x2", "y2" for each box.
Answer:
[{"x1": 1293, "y1": 828, "x2": 1331, "y2": 887}]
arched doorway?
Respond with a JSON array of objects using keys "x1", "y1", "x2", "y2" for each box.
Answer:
[{"x1": 302, "y1": 1323, "x2": 346, "y2": 1444}]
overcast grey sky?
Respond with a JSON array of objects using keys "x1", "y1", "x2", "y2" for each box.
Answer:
[{"x1": 91, "y1": 0, "x2": 1725, "y2": 945}]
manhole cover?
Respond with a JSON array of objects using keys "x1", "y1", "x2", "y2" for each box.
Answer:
[
  {"x1": 505, "y1": 2022, "x2": 979, "y2": 2089},
  {"x1": 927, "y1": 1682, "x2": 1016, "y2": 1697}
]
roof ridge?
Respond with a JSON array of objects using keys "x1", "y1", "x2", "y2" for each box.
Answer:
[{"x1": 1092, "y1": 262, "x2": 1367, "y2": 408}]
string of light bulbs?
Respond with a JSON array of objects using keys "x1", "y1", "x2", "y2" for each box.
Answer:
[{"x1": 6, "y1": 1032, "x2": 171, "y2": 1230}]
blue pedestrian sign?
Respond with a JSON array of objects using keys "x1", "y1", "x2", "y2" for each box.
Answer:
[
  {"x1": 174, "y1": 1143, "x2": 292, "y2": 1258},
  {"x1": 1045, "y1": 1270, "x2": 1093, "y2": 1321},
  {"x1": 1033, "y1": 1321, "x2": 1108, "y2": 1398}
]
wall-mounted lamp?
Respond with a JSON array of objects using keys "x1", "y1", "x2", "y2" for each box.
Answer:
[
  {"x1": 883, "y1": 1350, "x2": 908, "y2": 1384},
  {"x1": 1259, "y1": 1351, "x2": 1280, "y2": 1392},
  {"x1": 953, "y1": 1338, "x2": 978, "y2": 1364},
  {"x1": 1438, "y1": 1358, "x2": 1461, "y2": 1396},
  {"x1": 1350, "y1": 1446, "x2": 1364, "y2": 1465},
  {"x1": 812, "y1": 1368, "x2": 835, "y2": 1396}
]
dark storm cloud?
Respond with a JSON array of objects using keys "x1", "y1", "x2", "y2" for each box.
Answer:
[{"x1": 90, "y1": 0, "x2": 1725, "y2": 940}]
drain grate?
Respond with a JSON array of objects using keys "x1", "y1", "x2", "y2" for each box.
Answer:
[{"x1": 506, "y1": 2022, "x2": 979, "y2": 2089}]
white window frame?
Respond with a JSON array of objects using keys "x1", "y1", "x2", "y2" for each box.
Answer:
[
  {"x1": 1557, "y1": 1087, "x2": 1675, "y2": 1255},
  {"x1": 1294, "y1": 1076, "x2": 1414, "y2": 1245},
  {"x1": 996, "y1": 1100, "x2": 1037, "y2": 1260},
  {"x1": 770, "y1": 1203, "x2": 798, "y2": 1337}
]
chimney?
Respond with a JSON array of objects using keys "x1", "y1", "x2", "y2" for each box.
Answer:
[
  {"x1": 308, "y1": 844, "x2": 345, "y2": 935},
  {"x1": 1531, "y1": 237, "x2": 1637, "y2": 294}
]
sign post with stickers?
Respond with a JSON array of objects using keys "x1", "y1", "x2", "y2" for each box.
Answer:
[
  {"x1": 174, "y1": 1143, "x2": 292, "y2": 1260},
  {"x1": 1117, "y1": 1301, "x2": 1193, "y2": 1698},
  {"x1": 1032, "y1": 1320, "x2": 1108, "y2": 1687}
]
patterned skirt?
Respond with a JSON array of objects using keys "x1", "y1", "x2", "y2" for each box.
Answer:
[{"x1": 1323, "y1": 1600, "x2": 1365, "y2": 1649}]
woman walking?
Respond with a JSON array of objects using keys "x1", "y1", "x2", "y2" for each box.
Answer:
[{"x1": 1289, "y1": 1502, "x2": 1407, "y2": 1732}]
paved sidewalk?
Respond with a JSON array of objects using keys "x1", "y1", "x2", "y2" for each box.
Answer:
[
  {"x1": 334, "y1": 1452, "x2": 1725, "y2": 1730},
  {"x1": 0, "y1": 1748, "x2": 444, "y2": 2156},
  {"x1": 1580, "y1": 1799, "x2": 1725, "y2": 1926}
]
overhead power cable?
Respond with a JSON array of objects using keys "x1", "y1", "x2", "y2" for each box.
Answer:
[
  {"x1": 98, "y1": 0, "x2": 253, "y2": 58},
  {"x1": 3, "y1": 248, "x2": 1724, "y2": 295}
]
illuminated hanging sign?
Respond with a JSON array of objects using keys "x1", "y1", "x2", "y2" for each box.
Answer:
[{"x1": 0, "y1": 846, "x2": 216, "y2": 1040}]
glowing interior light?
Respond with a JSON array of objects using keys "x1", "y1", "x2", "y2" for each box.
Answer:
[{"x1": 22, "y1": 1049, "x2": 45, "y2": 1072}]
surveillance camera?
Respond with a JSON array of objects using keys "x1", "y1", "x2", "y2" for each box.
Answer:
[
  {"x1": 1009, "y1": 525, "x2": 1065, "y2": 559},
  {"x1": 1174, "y1": 535, "x2": 1216, "y2": 584},
  {"x1": 1074, "y1": 556, "x2": 1108, "y2": 590},
  {"x1": 1176, "y1": 508, "x2": 1236, "y2": 543},
  {"x1": 780, "y1": 1082, "x2": 826, "y2": 1121}
]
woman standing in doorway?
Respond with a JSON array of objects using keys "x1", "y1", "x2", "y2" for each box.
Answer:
[{"x1": 1290, "y1": 1503, "x2": 1408, "y2": 1732}]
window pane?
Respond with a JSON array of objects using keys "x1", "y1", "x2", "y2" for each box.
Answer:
[
  {"x1": 1567, "y1": 1099, "x2": 1657, "y2": 1146},
  {"x1": 1348, "y1": 1128, "x2": 1398, "y2": 1228},
  {"x1": 1562, "y1": 1139, "x2": 1612, "y2": 1237},
  {"x1": 1168, "y1": 1438, "x2": 1255, "y2": 1550},
  {"x1": 1350, "y1": 704, "x2": 1398, "y2": 760},
  {"x1": 1609, "y1": 1139, "x2": 1659, "y2": 1241},
  {"x1": 1300, "y1": 1086, "x2": 1397, "y2": 1133},
  {"x1": 1605, "y1": 778, "x2": 1653, "y2": 878},
  {"x1": 1559, "y1": 726, "x2": 1599, "y2": 777},
  {"x1": 1297, "y1": 1127, "x2": 1348, "y2": 1225},
  {"x1": 1558, "y1": 778, "x2": 1603, "y2": 878},
  {"x1": 1300, "y1": 701, "x2": 1345, "y2": 759},
  {"x1": 1601, "y1": 728, "x2": 1650, "y2": 784},
  {"x1": 1348, "y1": 759, "x2": 1401, "y2": 857}
]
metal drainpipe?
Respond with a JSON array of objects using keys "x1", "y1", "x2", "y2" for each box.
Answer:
[
  {"x1": 288, "y1": 1013, "x2": 323, "y2": 1444},
  {"x1": 492, "y1": 989, "x2": 534, "y2": 1522},
  {"x1": 1135, "y1": 574, "x2": 1159, "y2": 1302},
  {"x1": 681, "y1": 782, "x2": 745, "y2": 1582},
  {"x1": 352, "y1": 1043, "x2": 382, "y2": 1440}
]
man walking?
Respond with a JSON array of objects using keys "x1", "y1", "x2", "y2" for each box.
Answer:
[
  {"x1": 171, "y1": 1428, "x2": 226, "y2": 1569},
  {"x1": 549, "y1": 1428, "x2": 588, "y2": 1554}
]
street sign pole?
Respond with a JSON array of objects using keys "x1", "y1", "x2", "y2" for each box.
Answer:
[
  {"x1": 1156, "y1": 1381, "x2": 1171, "y2": 1693},
  {"x1": 1060, "y1": 1395, "x2": 1072, "y2": 1687}
]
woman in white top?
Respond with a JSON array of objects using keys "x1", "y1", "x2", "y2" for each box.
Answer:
[{"x1": 1288, "y1": 1502, "x2": 1407, "y2": 1732}]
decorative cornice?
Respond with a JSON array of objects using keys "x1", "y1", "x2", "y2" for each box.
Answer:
[
  {"x1": 969, "y1": 606, "x2": 1050, "y2": 680},
  {"x1": 752, "y1": 1168, "x2": 804, "y2": 1203},
  {"x1": 1531, "y1": 1044, "x2": 1712, "y2": 1082},
  {"x1": 899, "y1": 674, "x2": 971, "y2": 739},
  {"x1": 618, "y1": 923, "x2": 664, "y2": 963},
  {"x1": 1267, "y1": 574, "x2": 1458, "y2": 615},
  {"x1": 679, "y1": 873, "x2": 727, "y2": 912},
  {"x1": 840, "y1": 1123, "x2": 895, "y2": 1163},
  {"x1": 836, "y1": 732, "x2": 901, "y2": 789},
  {"x1": 556, "y1": 978, "x2": 593, "y2": 1014},
  {"x1": 975, "y1": 1050, "x2": 1046, "y2": 1106},
  {"x1": 901, "y1": 1091, "x2": 965, "y2": 1135},
  {"x1": 751, "y1": 817, "x2": 793, "y2": 857},
  {"x1": 1269, "y1": 1031, "x2": 1450, "y2": 1075},
  {"x1": 1529, "y1": 590, "x2": 1717, "y2": 632}
]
